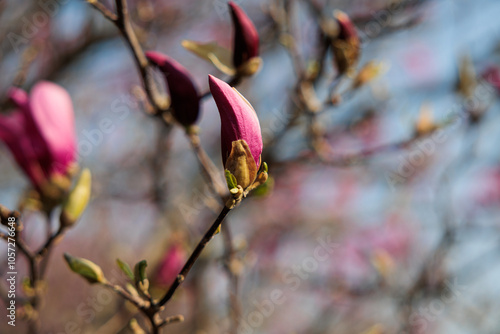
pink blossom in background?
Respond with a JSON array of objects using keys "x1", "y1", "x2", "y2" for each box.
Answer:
[
  {"x1": 332, "y1": 217, "x2": 413, "y2": 285},
  {"x1": 0, "y1": 81, "x2": 76, "y2": 189},
  {"x1": 154, "y1": 244, "x2": 187, "y2": 287},
  {"x1": 471, "y1": 167, "x2": 500, "y2": 206},
  {"x1": 482, "y1": 65, "x2": 500, "y2": 93}
]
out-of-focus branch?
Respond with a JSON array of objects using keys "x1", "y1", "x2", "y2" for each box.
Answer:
[
  {"x1": 187, "y1": 130, "x2": 228, "y2": 202},
  {"x1": 221, "y1": 222, "x2": 242, "y2": 334},
  {"x1": 89, "y1": 0, "x2": 168, "y2": 116}
]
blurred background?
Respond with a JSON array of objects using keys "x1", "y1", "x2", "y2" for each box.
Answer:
[{"x1": 1, "y1": 0, "x2": 500, "y2": 333}]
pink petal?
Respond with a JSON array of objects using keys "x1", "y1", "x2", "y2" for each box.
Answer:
[
  {"x1": 8, "y1": 87, "x2": 30, "y2": 110},
  {"x1": 336, "y1": 11, "x2": 358, "y2": 41},
  {"x1": 208, "y1": 75, "x2": 262, "y2": 167},
  {"x1": 0, "y1": 109, "x2": 46, "y2": 187},
  {"x1": 155, "y1": 245, "x2": 186, "y2": 287},
  {"x1": 29, "y1": 81, "x2": 76, "y2": 175}
]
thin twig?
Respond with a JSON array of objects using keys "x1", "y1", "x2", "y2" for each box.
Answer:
[
  {"x1": 102, "y1": 282, "x2": 146, "y2": 310},
  {"x1": 158, "y1": 206, "x2": 232, "y2": 306},
  {"x1": 157, "y1": 314, "x2": 184, "y2": 328},
  {"x1": 88, "y1": 0, "x2": 118, "y2": 21},
  {"x1": 187, "y1": 131, "x2": 228, "y2": 201},
  {"x1": 90, "y1": 0, "x2": 167, "y2": 115}
]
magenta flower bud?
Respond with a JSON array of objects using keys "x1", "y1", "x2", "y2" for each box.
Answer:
[
  {"x1": 146, "y1": 51, "x2": 200, "y2": 126},
  {"x1": 229, "y1": 1, "x2": 259, "y2": 69},
  {"x1": 332, "y1": 11, "x2": 360, "y2": 75},
  {"x1": 0, "y1": 82, "x2": 76, "y2": 191},
  {"x1": 336, "y1": 11, "x2": 358, "y2": 42},
  {"x1": 154, "y1": 245, "x2": 186, "y2": 287},
  {"x1": 209, "y1": 75, "x2": 263, "y2": 190}
]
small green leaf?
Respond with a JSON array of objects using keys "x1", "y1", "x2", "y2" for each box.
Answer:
[
  {"x1": 134, "y1": 260, "x2": 147, "y2": 283},
  {"x1": 64, "y1": 253, "x2": 106, "y2": 284},
  {"x1": 116, "y1": 259, "x2": 134, "y2": 280},
  {"x1": 134, "y1": 260, "x2": 150, "y2": 296},
  {"x1": 225, "y1": 170, "x2": 238, "y2": 190}
]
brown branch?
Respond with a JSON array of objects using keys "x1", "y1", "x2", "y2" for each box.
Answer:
[
  {"x1": 113, "y1": 0, "x2": 166, "y2": 114},
  {"x1": 88, "y1": 0, "x2": 118, "y2": 21},
  {"x1": 89, "y1": 0, "x2": 167, "y2": 115},
  {"x1": 157, "y1": 314, "x2": 184, "y2": 328},
  {"x1": 103, "y1": 282, "x2": 146, "y2": 309}
]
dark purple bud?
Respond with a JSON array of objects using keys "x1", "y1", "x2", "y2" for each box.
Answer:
[
  {"x1": 146, "y1": 51, "x2": 200, "y2": 126},
  {"x1": 229, "y1": 1, "x2": 259, "y2": 69}
]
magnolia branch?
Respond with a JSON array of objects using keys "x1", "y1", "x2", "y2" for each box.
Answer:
[{"x1": 158, "y1": 205, "x2": 232, "y2": 306}]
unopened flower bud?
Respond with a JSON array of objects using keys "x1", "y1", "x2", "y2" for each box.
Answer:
[
  {"x1": 64, "y1": 253, "x2": 106, "y2": 284},
  {"x1": 332, "y1": 11, "x2": 360, "y2": 75},
  {"x1": 146, "y1": 51, "x2": 200, "y2": 126},
  {"x1": 208, "y1": 75, "x2": 263, "y2": 191},
  {"x1": 60, "y1": 168, "x2": 91, "y2": 227},
  {"x1": 229, "y1": 2, "x2": 260, "y2": 74},
  {"x1": 0, "y1": 82, "x2": 76, "y2": 193},
  {"x1": 154, "y1": 244, "x2": 186, "y2": 287},
  {"x1": 415, "y1": 103, "x2": 437, "y2": 136}
]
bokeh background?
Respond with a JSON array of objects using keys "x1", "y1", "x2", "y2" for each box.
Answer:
[{"x1": 1, "y1": 0, "x2": 500, "y2": 333}]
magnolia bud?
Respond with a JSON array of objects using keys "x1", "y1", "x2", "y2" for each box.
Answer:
[
  {"x1": 332, "y1": 11, "x2": 360, "y2": 76},
  {"x1": 60, "y1": 168, "x2": 91, "y2": 227},
  {"x1": 146, "y1": 51, "x2": 200, "y2": 126},
  {"x1": 154, "y1": 245, "x2": 186, "y2": 287},
  {"x1": 208, "y1": 75, "x2": 263, "y2": 192},
  {"x1": 229, "y1": 2, "x2": 260, "y2": 74},
  {"x1": 415, "y1": 103, "x2": 437, "y2": 136},
  {"x1": 0, "y1": 82, "x2": 76, "y2": 193},
  {"x1": 64, "y1": 253, "x2": 106, "y2": 284}
]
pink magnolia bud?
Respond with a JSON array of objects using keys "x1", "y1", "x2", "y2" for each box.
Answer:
[
  {"x1": 209, "y1": 75, "x2": 263, "y2": 189},
  {"x1": 336, "y1": 11, "x2": 358, "y2": 42},
  {"x1": 0, "y1": 82, "x2": 76, "y2": 190},
  {"x1": 229, "y1": 1, "x2": 259, "y2": 69},
  {"x1": 154, "y1": 244, "x2": 186, "y2": 287},
  {"x1": 146, "y1": 51, "x2": 200, "y2": 126},
  {"x1": 332, "y1": 11, "x2": 360, "y2": 75}
]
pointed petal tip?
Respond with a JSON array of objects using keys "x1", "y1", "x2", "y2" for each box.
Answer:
[
  {"x1": 7, "y1": 87, "x2": 29, "y2": 108},
  {"x1": 228, "y1": 1, "x2": 238, "y2": 11},
  {"x1": 145, "y1": 51, "x2": 167, "y2": 67},
  {"x1": 208, "y1": 74, "x2": 227, "y2": 93}
]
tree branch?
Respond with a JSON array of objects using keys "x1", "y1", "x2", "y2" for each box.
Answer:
[{"x1": 158, "y1": 206, "x2": 232, "y2": 306}]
